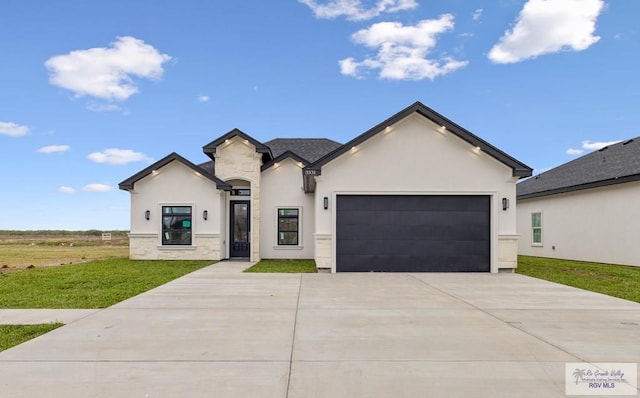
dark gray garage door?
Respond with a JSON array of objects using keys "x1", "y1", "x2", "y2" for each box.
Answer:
[{"x1": 336, "y1": 195, "x2": 490, "y2": 272}]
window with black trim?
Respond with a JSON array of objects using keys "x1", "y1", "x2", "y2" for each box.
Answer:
[
  {"x1": 162, "y1": 206, "x2": 192, "y2": 245},
  {"x1": 278, "y1": 208, "x2": 299, "y2": 245}
]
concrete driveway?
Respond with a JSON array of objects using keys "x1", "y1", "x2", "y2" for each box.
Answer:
[{"x1": 1, "y1": 263, "x2": 639, "y2": 397}]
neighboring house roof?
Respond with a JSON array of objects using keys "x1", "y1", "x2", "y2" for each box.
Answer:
[
  {"x1": 304, "y1": 101, "x2": 533, "y2": 178},
  {"x1": 264, "y1": 138, "x2": 342, "y2": 163},
  {"x1": 517, "y1": 137, "x2": 640, "y2": 200},
  {"x1": 118, "y1": 152, "x2": 231, "y2": 191},
  {"x1": 202, "y1": 128, "x2": 272, "y2": 161}
]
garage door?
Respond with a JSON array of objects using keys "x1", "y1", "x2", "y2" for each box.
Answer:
[{"x1": 336, "y1": 195, "x2": 490, "y2": 272}]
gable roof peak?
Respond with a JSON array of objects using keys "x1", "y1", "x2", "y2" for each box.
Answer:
[
  {"x1": 202, "y1": 128, "x2": 272, "y2": 160},
  {"x1": 305, "y1": 101, "x2": 532, "y2": 179},
  {"x1": 118, "y1": 152, "x2": 231, "y2": 191}
]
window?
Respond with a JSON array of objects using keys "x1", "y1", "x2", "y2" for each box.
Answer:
[
  {"x1": 531, "y1": 212, "x2": 542, "y2": 245},
  {"x1": 278, "y1": 208, "x2": 299, "y2": 245},
  {"x1": 162, "y1": 206, "x2": 192, "y2": 245},
  {"x1": 231, "y1": 189, "x2": 250, "y2": 196}
]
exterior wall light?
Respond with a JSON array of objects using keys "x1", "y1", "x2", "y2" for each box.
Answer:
[
  {"x1": 145, "y1": 210, "x2": 150, "y2": 220},
  {"x1": 323, "y1": 197, "x2": 329, "y2": 210},
  {"x1": 203, "y1": 210, "x2": 208, "y2": 220},
  {"x1": 502, "y1": 198, "x2": 509, "y2": 211}
]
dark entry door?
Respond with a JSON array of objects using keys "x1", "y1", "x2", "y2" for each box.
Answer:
[
  {"x1": 230, "y1": 201, "x2": 250, "y2": 258},
  {"x1": 336, "y1": 195, "x2": 490, "y2": 272}
]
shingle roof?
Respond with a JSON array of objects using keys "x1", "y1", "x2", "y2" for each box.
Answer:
[
  {"x1": 264, "y1": 138, "x2": 342, "y2": 163},
  {"x1": 517, "y1": 137, "x2": 640, "y2": 199},
  {"x1": 197, "y1": 137, "x2": 342, "y2": 175}
]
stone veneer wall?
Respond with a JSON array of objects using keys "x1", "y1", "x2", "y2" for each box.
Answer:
[
  {"x1": 213, "y1": 137, "x2": 262, "y2": 262},
  {"x1": 129, "y1": 234, "x2": 221, "y2": 260}
]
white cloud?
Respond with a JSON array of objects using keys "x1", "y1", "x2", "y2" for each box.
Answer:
[
  {"x1": 83, "y1": 184, "x2": 113, "y2": 192},
  {"x1": 472, "y1": 8, "x2": 483, "y2": 21},
  {"x1": 566, "y1": 139, "x2": 621, "y2": 155},
  {"x1": 0, "y1": 121, "x2": 29, "y2": 137},
  {"x1": 87, "y1": 102, "x2": 124, "y2": 112},
  {"x1": 488, "y1": 0, "x2": 604, "y2": 64},
  {"x1": 300, "y1": 0, "x2": 417, "y2": 21},
  {"x1": 339, "y1": 15, "x2": 468, "y2": 80},
  {"x1": 45, "y1": 36, "x2": 172, "y2": 101},
  {"x1": 88, "y1": 148, "x2": 153, "y2": 165},
  {"x1": 57, "y1": 186, "x2": 75, "y2": 194},
  {"x1": 581, "y1": 139, "x2": 620, "y2": 150},
  {"x1": 37, "y1": 144, "x2": 70, "y2": 154},
  {"x1": 566, "y1": 148, "x2": 584, "y2": 156},
  {"x1": 198, "y1": 95, "x2": 210, "y2": 102}
]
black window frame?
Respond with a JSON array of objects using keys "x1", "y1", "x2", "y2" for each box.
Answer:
[
  {"x1": 162, "y1": 206, "x2": 192, "y2": 246},
  {"x1": 277, "y1": 208, "x2": 299, "y2": 246}
]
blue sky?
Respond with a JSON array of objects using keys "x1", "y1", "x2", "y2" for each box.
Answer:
[{"x1": 1, "y1": 0, "x2": 638, "y2": 230}]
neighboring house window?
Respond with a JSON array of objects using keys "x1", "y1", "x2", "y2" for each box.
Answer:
[
  {"x1": 162, "y1": 206, "x2": 192, "y2": 245},
  {"x1": 531, "y1": 212, "x2": 542, "y2": 245},
  {"x1": 278, "y1": 208, "x2": 299, "y2": 245}
]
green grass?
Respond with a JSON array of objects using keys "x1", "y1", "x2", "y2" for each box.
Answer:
[
  {"x1": 0, "y1": 258, "x2": 212, "y2": 308},
  {"x1": 517, "y1": 256, "x2": 640, "y2": 303},
  {"x1": 244, "y1": 259, "x2": 317, "y2": 273},
  {"x1": 0, "y1": 323, "x2": 63, "y2": 352}
]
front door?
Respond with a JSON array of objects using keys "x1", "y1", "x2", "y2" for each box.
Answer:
[{"x1": 230, "y1": 201, "x2": 250, "y2": 258}]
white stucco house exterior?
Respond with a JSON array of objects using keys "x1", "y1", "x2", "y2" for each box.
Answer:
[
  {"x1": 119, "y1": 102, "x2": 533, "y2": 273},
  {"x1": 517, "y1": 137, "x2": 640, "y2": 267}
]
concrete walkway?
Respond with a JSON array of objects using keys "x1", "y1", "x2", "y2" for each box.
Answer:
[{"x1": 1, "y1": 264, "x2": 639, "y2": 397}]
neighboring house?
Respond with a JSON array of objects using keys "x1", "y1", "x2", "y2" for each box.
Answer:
[
  {"x1": 119, "y1": 101, "x2": 532, "y2": 273},
  {"x1": 517, "y1": 137, "x2": 640, "y2": 267}
]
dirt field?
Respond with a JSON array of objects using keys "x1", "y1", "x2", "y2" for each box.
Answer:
[{"x1": 0, "y1": 231, "x2": 129, "y2": 272}]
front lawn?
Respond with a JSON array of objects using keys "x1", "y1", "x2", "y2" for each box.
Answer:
[
  {"x1": 517, "y1": 256, "x2": 640, "y2": 303},
  {"x1": 244, "y1": 259, "x2": 317, "y2": 273},
  {"x1": 0, "y1": 259, "x2": 212, "y2": 308},
  {"x1": 0, "y1": 323, "x2": 63, "y2": 352}
]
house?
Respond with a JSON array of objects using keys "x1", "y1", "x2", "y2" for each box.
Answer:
[
  {"x1": 516, "y1": 137, "x2": 640, "y2": 267},
  {"x1": 119, "y1": 101, "x2": 533, "y2": 272}
]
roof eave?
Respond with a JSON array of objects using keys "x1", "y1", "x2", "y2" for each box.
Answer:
[
  {"x1": 517, "y1": 173, "x2": 640, "y2": 200},
  {"x1": 118, "y1": 152, "x2": 232, "y2": 192},
  {"x1": 261, "y1": 150, "x2": 310, "y2": 172}
]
